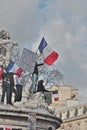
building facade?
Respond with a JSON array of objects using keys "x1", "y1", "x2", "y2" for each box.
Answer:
[
  {"x1": 49, "y1": 85, "x2": 87, "y2": 130},
  {"x1": 56, "y1": 102, "x2": 87, "y2": 130}
]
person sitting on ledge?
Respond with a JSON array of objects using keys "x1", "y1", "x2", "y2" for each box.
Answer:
[{"x1": 37, "y1": 80, "x2": 49, "y2": 93}]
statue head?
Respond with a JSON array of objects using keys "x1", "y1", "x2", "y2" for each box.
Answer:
[{"x1": 0, "y1": 30, "x2": 11, "y2": 40}]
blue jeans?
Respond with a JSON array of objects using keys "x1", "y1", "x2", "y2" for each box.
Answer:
[
  {"x1": 31, "y1": 74, "x2": 38, "y2": 93},
  {"x1": 1, "y1": 85, "x2": 12, "y2": 104}
]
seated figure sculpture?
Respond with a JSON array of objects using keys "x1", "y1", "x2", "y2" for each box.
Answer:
[
  {"x1": 37, "y1": 80, "x2": 49, "y2": 93},
  {"x1": 0, "y1": 30, "x2": 11, "y2": 40}
]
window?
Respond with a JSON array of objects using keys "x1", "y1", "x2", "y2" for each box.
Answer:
[
  {"x1": 74, "y1": 108, "x2": 78, "y2": 116},
  {"x1": 67, "y1": 110, "x2": 70, "y2": 118},
  {"x1": 83, "y1": 106, "x2": 86, "y2": 114}
]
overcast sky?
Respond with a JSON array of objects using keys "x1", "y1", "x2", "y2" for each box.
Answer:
[{"x1": 0, "y1": 0, "x2": 87, "y2": 101}]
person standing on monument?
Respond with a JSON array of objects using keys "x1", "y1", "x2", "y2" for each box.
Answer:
[
  {"x1": 31, "y1": 62, "x2": 44, "y2": 93},
  {"x1": 1, "y1": 71, "x2": 14, "y2": 105},
  {"x1": 14, "y1": 74, "x2": 23, "y2": 102}
]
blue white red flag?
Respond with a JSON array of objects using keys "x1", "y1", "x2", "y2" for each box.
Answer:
[
  {"x1": 38, "y1": 37, "x2": 47, "y2": 53},
  {"x1": 5, "y1": 60, "x2": 23, "y2": 77},
  {"x1": 38, "y1": 37, "x2": 59, "y2": 65},
  {"x1": 52, "y1": 90, "x2": 59, "y2": 101}
]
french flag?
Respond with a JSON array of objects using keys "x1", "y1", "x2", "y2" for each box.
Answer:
[
  {"x1": 38, "y1": 37, "x2": 59, "y2": 65},
  {"x1": 5, "y1": 60, "x2": 23, "y2": 77},
  {"x1": 3, "y1": 126, "x2": 12, "y2": 130},
  {"x1": 53, "y1": 90, "x2": 59, "y2": 101}
]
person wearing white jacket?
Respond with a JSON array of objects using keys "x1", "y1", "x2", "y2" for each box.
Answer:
[{"x1": 14, "y1": 75, "x2": 23, "y2": 102}]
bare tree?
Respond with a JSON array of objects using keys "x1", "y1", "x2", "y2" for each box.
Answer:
[{"x1": 39, "y1": 65, "x2": 64, "y2": 86}]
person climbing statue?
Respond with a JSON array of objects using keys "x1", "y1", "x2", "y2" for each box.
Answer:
[
  {"x1": 37, "y1": 80, "x2": 49, "y2": 93},
  {"x1": 31, "y1": 62, "x2": 44, "y2": 93}
]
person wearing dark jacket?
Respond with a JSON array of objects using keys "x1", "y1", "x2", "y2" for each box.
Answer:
[
  {"x1": 31, "y1": 62, "x2": 44, "y2": 93},
  {"x1": 1, "y1": 72, "x2": 14, "y2": 105},
  {"x1": 37, "y1": 80, "x2": 49, "y2": 93},
  {"x1": 37, "y1": 80, "x2": 50, "y2": 101}
]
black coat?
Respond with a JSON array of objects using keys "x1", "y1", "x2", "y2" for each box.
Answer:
[
  {"x1": 33, "y1": 62, "x2": 44, "y2": 75},
  {"x1": 37, "y1": 82, "x2": 49, "y2": 93},
  {"x1": 2, "y1": 72, "x2": 14, "y2": 87}
]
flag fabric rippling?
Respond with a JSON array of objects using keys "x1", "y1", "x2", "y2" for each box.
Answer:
[
  {"x1": 52, "y1": 90, "x2": 59, "y2": 101},
  {"x1": 5, "y1": 60, "x2": 23, "y2": 77},
  {"x1": 38, "y1": 37, "x2": 47, "y2": 53},
  {"x1": 38, "y1": 37, "x2": 59, "y2": 65}
]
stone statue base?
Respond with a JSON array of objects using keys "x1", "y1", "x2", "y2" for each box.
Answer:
[{"x1": 14, "y1": 92, "x2": 55, "y2": 114}]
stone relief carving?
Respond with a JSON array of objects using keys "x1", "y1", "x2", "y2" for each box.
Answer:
[
  {"x1": 0, "y1": 30, "x2": 17, "y2": 66},
  {"x1": 14, "y1": 92, "x2": 54, "y2": 114},
  {"x1": 0, "y1": 30, "x2": 11, "y2": 40}
]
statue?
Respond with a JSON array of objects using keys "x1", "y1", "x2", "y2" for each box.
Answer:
[
  {"x1": 0, "y1": 30, "x2": 18, "y2": 66},
  {"x1": 0, "y1": 30, "x2": 11, "y2": 40}
]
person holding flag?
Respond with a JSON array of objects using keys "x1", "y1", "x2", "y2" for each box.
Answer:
[
  {"x1": 0, "y1": 60, "x2": 23, "y2": 104},
  {"x1": 31, "y1": 37, "x2": 59, "y2": 93}
]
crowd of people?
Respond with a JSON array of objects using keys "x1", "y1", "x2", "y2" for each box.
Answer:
[
  {"x1": 0, "y1": 61, "x2": 50, "y2": 105},
  {"x1": 0, "y1": 65, "x2": 23, "y2": 105}
]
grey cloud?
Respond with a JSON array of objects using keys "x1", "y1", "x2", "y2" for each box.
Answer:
[{"x1": 0, "y1": 0, "x2": 87, "y2": 100}]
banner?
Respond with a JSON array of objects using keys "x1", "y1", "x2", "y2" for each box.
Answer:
[
  {"x1": 28, "y1": 113, "x2": 36, "y2": 130},
  {"x1": 20, "y1": 48, "x2": 38, "y2": 73}
]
